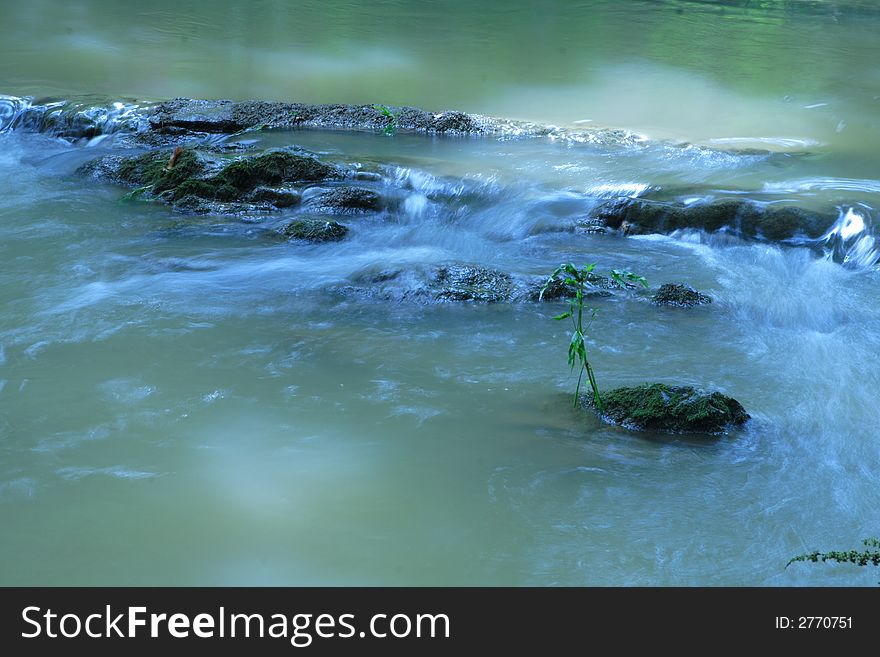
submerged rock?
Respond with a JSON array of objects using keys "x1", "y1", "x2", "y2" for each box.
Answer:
[
  {"x1": 576, "y1": 217, "x2": 610, "y2": 234},
  {"x1": 652, "y1": 283, "x2": 712, "y2": 307},
  {"x1": 335, "y1": 263, "x2": 648, "y2": 305},
  {"x1": 590, "y1": 383, "x2": 749, "y2": 434},
  {"x1": 431, "y1": 265, "x2": 514, "y2": 303},
  {"x1": 281, "y1": 219, "x2": 348, "y2": 242},
  {"x1": 310, "y1": 187, "x2": 382, "y2": 213},
  {"x1": 594, "y1": 197, "x2": 831, "y2": 241}
]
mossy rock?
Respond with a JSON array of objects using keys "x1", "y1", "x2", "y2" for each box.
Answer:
[
  {"x1": 591, "y1": 383, "x2": 749, "y2": 434},
  {"x1": 652, "y1": 283, "x2": 712, "y2": 307},
  {"x1": 216, "y1": 151, "x2": 333, "y2": 191},
  {"x1": 116, "y1": 149, "x2": 207, "y2": 194},
  {"x1": 113, "y1": 149, "x2": 334, "y2": 203},
  {"x1": 311, "y1": 187, "x2": 382, "y2": 213},
  {"x1": 282, "y1": 219, "x2": 348, "y2": 242}
]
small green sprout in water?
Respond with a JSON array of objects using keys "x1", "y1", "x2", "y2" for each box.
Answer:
[
  {"x1": 372, "y1": 104, "x2": 397, "y2": 136},
  {"x1": 540, "y1": 263, "x2": 647, "y2": 411},
  {"x1": 787, "y1": 537, "x2": 880, "y2": 571},
  {"x1": 610, "y1": 268, "x2": 648, "y2": 289}
]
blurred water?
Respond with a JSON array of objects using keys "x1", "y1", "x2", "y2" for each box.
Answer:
[{"x1": 1, "y1": 0, "x2": 879, "y2": 585}]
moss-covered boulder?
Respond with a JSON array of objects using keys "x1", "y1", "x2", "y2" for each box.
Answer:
[
  {"x1": 92, "y1": 148, "x2": 335, "y2": 206},
  {"x1": 652, "y1": 283, "x2": 712, "y2": 307},
  {"x1": 282, "y1": 219, "x2": 348, "y2": 242},
  {"x1": 591, "y1": 383, "x2": 749, "y2": 434}
]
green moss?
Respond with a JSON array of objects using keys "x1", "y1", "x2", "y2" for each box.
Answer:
[
  {"x1": 117, "y1": 150, "x2": 206, "y2": 195},
  {"x1": 171, "y1": 179, "x2": 217, "y2": 200},
  {"x1": 213, "y1": 184, "x2": 240, "y2": 202},
  {"x1": 596, "y1": 383, "x2": 749, "y2": 434},
  {"x1": 215, "y1": 151, "x2": 333, "y2": 191},
  {"x1": 115, "y1": 149, "x2": 333, "y2": 203}
]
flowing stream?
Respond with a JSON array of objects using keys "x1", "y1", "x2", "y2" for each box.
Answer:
[{"x1": 1, "y1": 0, "x2": 879, "y2": 585}]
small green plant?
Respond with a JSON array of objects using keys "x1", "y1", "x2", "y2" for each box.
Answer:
[
  {"x1": 540, "y1": 263, "x2": 647, "y2": 410},
  {"x1": 120, "y1": 184, "x2": 153, "y2": 203},
  {"x1": 372, "y1": 104, "x2": 397, "y2": 136},
  {"x1": 787, "y1": 537, "x2": 880, "y2": 570},
  {"x1": 610, "y1": 269, "x2": 649, "y2": 289}
]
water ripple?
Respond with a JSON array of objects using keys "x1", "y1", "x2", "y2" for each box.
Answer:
[{"x1": 763, "y1": 177, "x2": 880, "y2": 194}]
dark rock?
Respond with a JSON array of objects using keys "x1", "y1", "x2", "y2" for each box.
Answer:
[
  {"x1": 172, "y1": 194, "x2": 214, "y2": 214},
  {"x1": 310, "y1": 187, "x2": 382, "y2": 213},
  {"x1": 148, "y1": 98, "x2": 486, "y2": 136},
  {"x1": 528, "y1": 273, "x2": 613, "y2": 302},
  {"x1": 431, "y1": 265, "x2": 514, "y2": 303},
  {"x1": 353, "y1": 268, "x2": 403, "y2": 284},
  {"x1": 651, "y1": 283, "x2": 712, "y2": 307},
  {"x1": 247, "y1": 187, "x2": 301, "y2": 208},
  {"x1": 576, "y1": 217, "x2": 609, "y2": 234},
  {"x1": 429, "y1": 111, "x2": 478, "y2": 133},
  {"x1": 77, "y1": 154, "x2": 127, "y2": 182},
  {"x1": 591, "y1": 383, "x2": 749, "y2": 434},
  {"x1": 282, "y1": 219, "x2": 348, "y2": 242},
  {"x1": 594, "y1": 197, "x2": 831, "y2": 241},
  {"x1": 150, "y1": 98, "x2": 243, "y2": 133},
  {"x1": 337, "y1": 265, "x2": 633, "y2": 305}
]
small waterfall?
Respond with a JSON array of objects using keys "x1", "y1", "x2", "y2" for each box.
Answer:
[
  {"x1": 0, "y1": 95, "x2": 31, "y2": 133},
  {"x1": 0, "y1": 96, "x2": 147, "y2": 139},
  {"x1": 817, "y1": 206, "x2": 879, "y2": 269}
]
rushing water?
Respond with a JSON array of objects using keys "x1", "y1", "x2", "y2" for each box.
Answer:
[{"x1": 2, "y1": 1, "x2": 880, "y2": 585}]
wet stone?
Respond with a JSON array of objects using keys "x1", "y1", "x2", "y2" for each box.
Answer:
[{"x1": 651, "y1": 283, "x2": 712, "y2": 308}]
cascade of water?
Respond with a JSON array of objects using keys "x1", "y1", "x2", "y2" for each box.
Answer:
[
  {"x1": 817, "y1": 206, "x2": 879, "y2": 269},
  {"x1": 0, "y1": 95, "x2": 30, "y2": 133}
]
